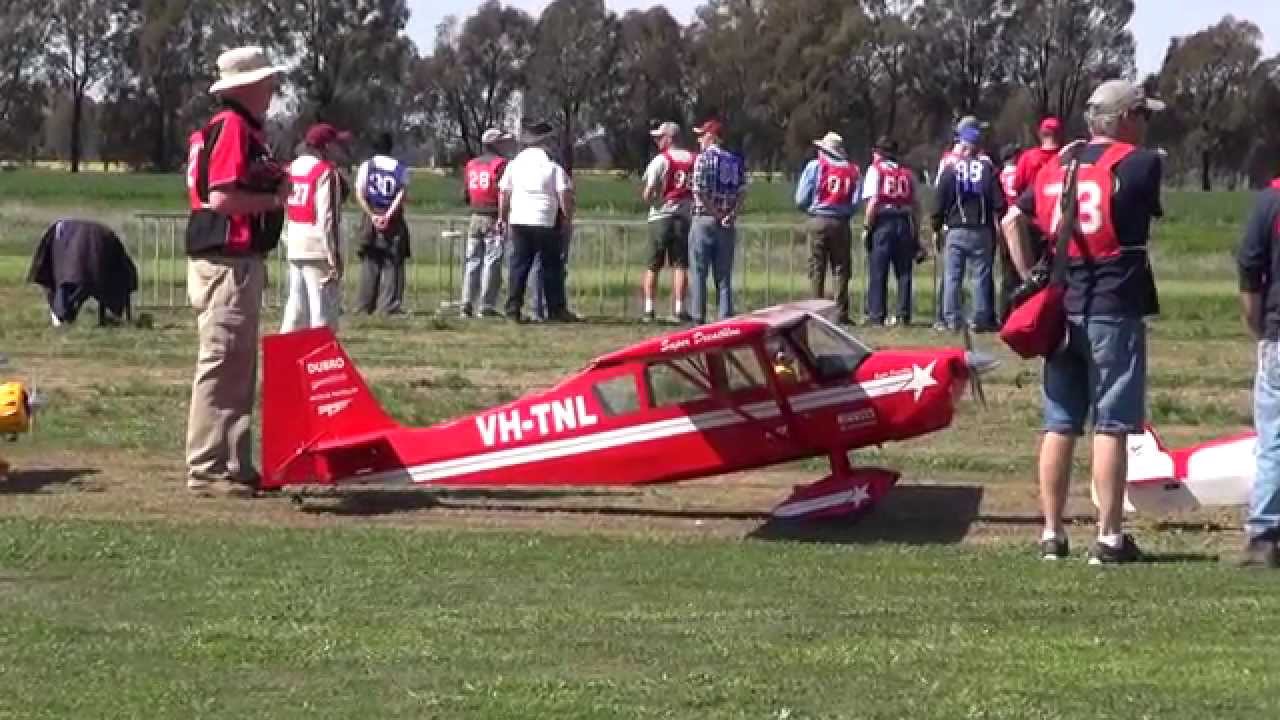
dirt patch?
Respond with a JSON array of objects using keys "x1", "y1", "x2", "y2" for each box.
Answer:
[{"x1": 0, "y1": 448, "x2": 1243, "y2": 549}]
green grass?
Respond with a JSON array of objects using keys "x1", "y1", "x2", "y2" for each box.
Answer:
[
  {"x1": 2, "y1": 517, "x2": 1278, "y2": 719},
  {"x1": 0, "y1": 179, "x2": 1272, "y2": 717}
]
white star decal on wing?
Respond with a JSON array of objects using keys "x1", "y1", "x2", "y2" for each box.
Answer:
[
  {"x1": 903, "y1": 360, "x2": 938, "y2": 402},
  {"x1": 849, "y1": 484, "x2": 871, "y2": 507}
]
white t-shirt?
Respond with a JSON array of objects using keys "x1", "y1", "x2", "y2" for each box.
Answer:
[{"x1": 499, "y1": 147, "x2": 572, "y2": 228}]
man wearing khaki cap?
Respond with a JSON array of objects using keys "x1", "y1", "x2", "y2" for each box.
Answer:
[
  {"x1": 461, "y1": 127, "x2": 514, "y2": 318},
  {"x1": 795, "y1": 132, "x2": 861, "y2": 324},
  {"x1": 1003, "y1": 78, "x2": 1166, "y2": 564},
  {"x1": 183, "y1": 46, "x2": 288, "y2": 497},
  {"x1": 640, "y1": 121, "x2": 694, "y2": 323}
]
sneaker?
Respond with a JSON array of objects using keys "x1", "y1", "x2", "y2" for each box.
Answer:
[
  {"x1": 1087, "y1": 534, "x2": 1144, "y2": 565},
  {"x1": 863, "y1": 317, "x2": 885, "y2": 327},
  {"x1": 187, "y1": 478, "x2": 256, "y2": 498},
  {"x1": 970, "y1": 322, "x2": 999, "y2": 334},
  {"x1": 931, "y1": 321, "x2": 949, "y2": 332},
  {"x1": 885, "y1": 316, "x2": 899, "y2": 328},
  {"x1": 459, "y1": 305, "x2": 475, "y2": 318},
  {"x1": 480, "y1": 307, "x2": 504, "y2": 318},
  {"x1": 1237, "y1": 537, "x2": 1280, "y2": 569},
  {"x1": 642, "y1": 310, "x2": 657, "y2": 323},
  {"x1": 1039, "y1": 536, "x2": 1070, "y2": 560}
]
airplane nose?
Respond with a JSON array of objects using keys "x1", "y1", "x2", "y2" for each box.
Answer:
[{"x1": 965, "y1": 351, "x2": 1000, "y2": 376}]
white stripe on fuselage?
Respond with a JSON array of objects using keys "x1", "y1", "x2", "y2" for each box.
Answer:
[{"x1": 344, "y1": 367, "x2": 932, "y2": 485}]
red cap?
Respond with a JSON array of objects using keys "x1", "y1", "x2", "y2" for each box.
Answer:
[
  {"x1": 304, "y1": 123, "x2": 352, "y2": 149},
  {"x1": 1038, "y1": 117, "x2": 1062, "y2": 135},
  {"x1": 693, "y1": 119, "x2": 723, "y2": 137}
]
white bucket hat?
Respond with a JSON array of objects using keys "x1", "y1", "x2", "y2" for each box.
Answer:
[
  {"x1": 813, "y1": 132, "x2": 847, "y2": 160},
  {"x1": 209, "y1": 46, "x2": 287, "y2": 94}
]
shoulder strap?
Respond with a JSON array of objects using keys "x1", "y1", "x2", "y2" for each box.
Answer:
[{"x1": 1050, "y1": 157, "x2": 1080, "y2": 285}]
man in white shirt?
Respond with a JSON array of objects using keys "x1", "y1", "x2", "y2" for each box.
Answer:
[
  {"x1": 354, "y1": 133, "x2": 411, "y2": 315},
  {"x1": 498, "y1": 120, "x2": 577, "y2": 323},
  {"x1": 281, "y1": 123, "x2": 349, "y2": 332}
]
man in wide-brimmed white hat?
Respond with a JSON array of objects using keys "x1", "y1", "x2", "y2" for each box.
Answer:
[
  {"x1": 795, "y1": 131, "x2": 861, "y2": 324},
  {"x1": 183, "y1": 46, "x2": 287, "y2": 498},
  {"x1": 500, "y1": 120, "x2": 578, "y2": 323}
]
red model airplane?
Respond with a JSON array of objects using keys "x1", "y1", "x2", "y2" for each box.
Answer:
[{"x1": 261, "y1": 301, "x2": 998, "y2": 520}]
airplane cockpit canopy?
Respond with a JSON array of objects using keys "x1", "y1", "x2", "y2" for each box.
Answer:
[{"x1": 778, "y1": 314, "x2": 872, "y2": 382}]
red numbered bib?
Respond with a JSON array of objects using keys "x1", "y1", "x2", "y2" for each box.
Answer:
[
  {"x1": 1033, "y1": 143, "x2": 1135, "y2": 260},
  {"x1": 286, "y1": 158, "x2": 332, "y2": 224},
  {"x1": 661, "y1": 149, "x2": 695, "y2": 203},
  {"x1": 466, "y1": 156, "x2": 507, "y2": 208},
  {"x1": 816, "y1": 155, "x2": 859, "y2": 207},
  {"x1": 874, "y1": 161, "x2": 914, "y2": 208}
]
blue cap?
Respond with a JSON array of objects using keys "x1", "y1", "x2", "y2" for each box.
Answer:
[{"x1": 958, "y1": 126, "x2": 982, "y2": 144}]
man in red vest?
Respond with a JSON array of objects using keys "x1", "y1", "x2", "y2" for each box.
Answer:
[
  {"x1": 184, "y1": 46, "x2": 288, "y2": 497},
  {"x1": 862, "y1": 137, "x2": 926, "y2": 326},
  {"x1": 795, "y1": 132, "x2": 861, "y2": 324},
  {"x1": 641, "y1": 122, "x2": 695, "y2": 323},
  {"x1": 281, "y1": 123, "x2": 350, "y2": 333},
  {"x1": 1003, "y1": 80, "x2": 1165, "y2": 564},
  {"x1": 461, "y1": 128, "x2": 513, "y2": 317},
  {"x1": 1236, "y1": 175, "x2": 1280, "y2": 567}
]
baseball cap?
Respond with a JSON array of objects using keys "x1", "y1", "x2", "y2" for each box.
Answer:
[
  {"x1": 1038, "y1": 116, "x2": 1062, "y2": 135},
  {"x1": 957, "y1": 126, "x2": 981, "y2": 145},
  {"x1": 873, "y1": 136, "x2": 899, "y2": 156},
  {"x1": 304, "y1": 123, "x2": 352, "y2": 149},
  {"x1": 649, "y1": 121, "x2": 680, "y2": 138},
  {"x1": 482, "y1": 128, "x2": 513, "y2": 144},
  {"x1": 1087, "y1": 79, "x2": 1166, "y2": 115},
  {"x1": 955, "y1": 115, "x2": 989, "y2": 134},
  {"x1": 693, "y1": 119, "x2": 723, "y2": 137}
]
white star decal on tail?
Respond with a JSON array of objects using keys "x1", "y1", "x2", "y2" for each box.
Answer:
[{"x1": 903, "y1": 361, "x2": 938, "y2": 402}]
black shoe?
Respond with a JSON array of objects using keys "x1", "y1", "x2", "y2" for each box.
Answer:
[
  {"x1": 642, "y1": 310, "x2": 657, "y2": 323},
  {"x1": 1237, "y1": 537, "x2": 1280, "y2": 569},
  {"x1": 1088, "y1": 534, "x2": 1144, "y2": 565},
  {"x1": 674, "y1": 311, "x2": 693, "y2": 324},
  {"x1": 459, "y1": 305, "x2": 475, "y2": 318},
  {"x1": 546, "y1": 311, "x2": 583, "y2": 323},
  {"x1": 1039, "y1": 536, "x2": 1070, "y2": 560},
  {"x1": 971, "y1": 323, "x2": 999, "y2": 334}
]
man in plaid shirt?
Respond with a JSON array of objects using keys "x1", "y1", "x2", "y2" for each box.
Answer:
[{"x1": 689, "y1": 119, "x2": 747, "y2": 324}]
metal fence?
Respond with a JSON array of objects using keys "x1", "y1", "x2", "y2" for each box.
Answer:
[{"x1": 131, "y1": 213, "x2": 936, "y2": 319}]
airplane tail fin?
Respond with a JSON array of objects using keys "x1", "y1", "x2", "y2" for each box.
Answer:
[
  {"x1": 262, "y1": 328, "x2": 398, "y2": 489},
  {"x1": 1125, "y1": 424, "x2": 1175, "y2": 482}
]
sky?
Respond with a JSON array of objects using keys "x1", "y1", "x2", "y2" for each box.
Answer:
[{"x1": 406, "y1": 0, "x2": 1280, "y2": 76}]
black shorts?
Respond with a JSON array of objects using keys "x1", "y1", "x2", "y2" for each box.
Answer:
[{"x1": 648, "y1": 215, "x2": 690, "y2": 271}]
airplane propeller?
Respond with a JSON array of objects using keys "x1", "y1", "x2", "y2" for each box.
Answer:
[{"x1": 961, "y1": 324, "x2": 998, "y2": 410}]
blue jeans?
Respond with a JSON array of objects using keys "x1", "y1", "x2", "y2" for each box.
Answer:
[
  {"x1": 1042, "y1": 314, "x2": 1146, "y2": 436},
  {"x1": 1251, "y1": 341, "x2": 1280, "y2": 540},
  {"x1": 529, "y1": 231, "x2": 571, "y2": 321},
  {"x1": 943, "y1": 226, "x2": 996, "y2": 329},
  {"x1": 865, "y1": 216, "x2": 914, "y2": 323},
  {"x1": 689, "y1": 216, "x2": 736, "y2": 323}
]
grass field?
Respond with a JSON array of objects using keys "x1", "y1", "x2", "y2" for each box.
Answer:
[{"x1": 0, "y1": 174, "x2": 1276, "y2": 717}]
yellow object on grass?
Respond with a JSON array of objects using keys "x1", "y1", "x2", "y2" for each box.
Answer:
[{"x1": 0, "y1": 382, "x2": 30, "y2": 435}]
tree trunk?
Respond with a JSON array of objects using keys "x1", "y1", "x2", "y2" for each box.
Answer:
[
  {"x1": 1201, "y1": 147, "x2": 1211, "y2": 191},
  {"x1": 70, "y1": 91, "x2": 83, "y2": 173}
]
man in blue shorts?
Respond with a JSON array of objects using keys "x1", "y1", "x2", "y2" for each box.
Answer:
[{"x1": 1003, "y1": 79, "x2": 1165, "y2": 564}]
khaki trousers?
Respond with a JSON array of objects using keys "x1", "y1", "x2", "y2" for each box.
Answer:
[{"x1": 185, "y1": 255, "x2": 265, "y2": 484}]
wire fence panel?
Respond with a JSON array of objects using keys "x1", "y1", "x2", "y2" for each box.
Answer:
[{"x1": 130, "y1": 213, "x2": 941, "y2": 320}]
